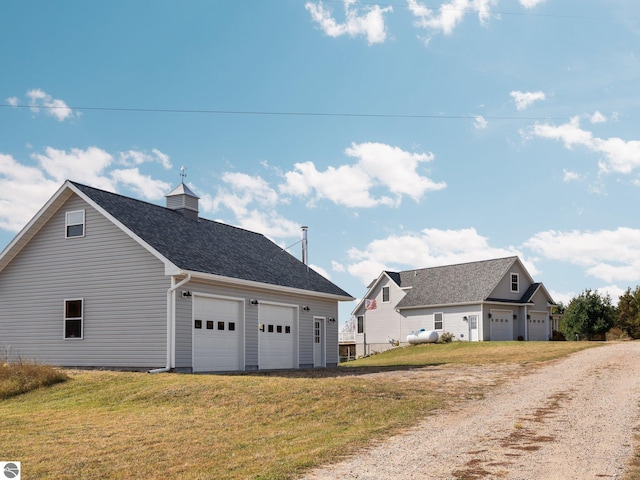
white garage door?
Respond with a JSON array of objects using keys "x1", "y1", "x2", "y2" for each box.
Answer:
[
  {"x1": 490, "y1": 310, "x2": 513, "y2": 341},
  {"x1": 193, "y1": 296, "x2": 243, "y2": 372},
  {"x1": 528, "y1": 314, "x2": 548, "y2": 341},
  {"x1": 259, "y1": 304, "x2": 296, "y2": 370}
]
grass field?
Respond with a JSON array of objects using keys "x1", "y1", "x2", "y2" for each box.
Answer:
[{"x1": 0, "y1": 342, "x2": 601, "y2": 479}]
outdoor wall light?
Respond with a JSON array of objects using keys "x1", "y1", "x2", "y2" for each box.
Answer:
[
  {"x1": 302, "y1": 306, "x2": 310, "y2": 311},
  {"x1": 513, "y1": 314, "x2": 517, "y2": 320},
  {"x1": 328, "y1": 317, "x2": 336, "y2": 322},
  {"x1": 488, "y1": 313, "x2": 492, "y2": 319},
  {"x1": 250, "y1": 299, "x2": 259, "y2": 305},
  {"x1": 181, "y1": 291, "x2": 192, "y2": 298},
  {"x1": 463, "y1": 316, "x2": 468, "y2": 321}
]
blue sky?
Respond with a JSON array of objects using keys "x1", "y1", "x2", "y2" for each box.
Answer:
[{"x1": 2, "y1": 0, "x2": 640, "y2": 324}]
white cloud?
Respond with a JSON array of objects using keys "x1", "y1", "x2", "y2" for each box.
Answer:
[
  {"x1": 110, "y1": 169, "x2": 172, "y2": 200},
  {"x1": 26, "y1": 89, "x2": 76, "y2": 122},
  {"x1": 519, "y1": 0, "x2": 545, "y2": 8},
  {"x1": 562, "y1": 169, "x2": 583, "y2": 182},
  {"x1": 407, "y1": 0, "x2": 498, "y2": 41},
  {"x1": 524, "y1": 228, "x2": 640, "y2": 283},
  {"x1": 305, "y1": 0, "x2": 392, "y2": 45},
  {"x1": 345, "y1": 227, "x2": 523, "y2": 285},
  {"x1": 590, "y1": 111, "x2": 607, "y2": 124},
  {"x1": 119, "y1": 148, "x2": 172, "y2": 170},
  {"x1": 280, "y1": 142, "x2": 446, "y2": 208},
  {"x1": 510, "y1": 90, "x2": 546, "y2": 111},
  {"x1": 310, "y1": 263, "x2": 331, "y2": 280},
  {"x1": 531, "y1": 116, "x2": 640, "y2": 175},
  {"x1": 473, "y1": 115, "x2": 488, "y2": 130},
  {"x1": 0, "y1": 147, "x2": 177, "y2": 232},
  {"x1": 206, "y1": 172, "x2": 301, "y2": 239},
  {"x1": 6, "y1": 97, "x2": 19, "y2": 107}
]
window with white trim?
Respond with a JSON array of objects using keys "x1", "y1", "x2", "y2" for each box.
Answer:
[
  {"x1": 434, "y1": 312, "x2": 443, "y2": 330},
  {"x1": 510, "y1": 273, "x2": 519, "y2": 293},
  {"x1": 382, "y1": 286, "x2": 390, "y2": 303},
  {"x1": 357, "y1": 315, "x2": 364, "y2": 334},
  {"x1": 64, "y1": 299, "x2": 83, "y2": 339},
  {"x1": 65, "y1": 210, "x2": 85, "y2": 238}
]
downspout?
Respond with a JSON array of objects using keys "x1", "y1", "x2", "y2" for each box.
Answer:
[{"x1": 149, "y1": 274, "x2": 191, "y2": 374}]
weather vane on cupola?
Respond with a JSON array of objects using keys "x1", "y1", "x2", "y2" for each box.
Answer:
[{"x1": 180, "y1": 166, "x2": 187, "y2": 183}]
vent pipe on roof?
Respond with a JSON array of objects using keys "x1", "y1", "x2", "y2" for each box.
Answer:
[{"x1": 301, "y1": 226, "x2": 308, "y2": 265}]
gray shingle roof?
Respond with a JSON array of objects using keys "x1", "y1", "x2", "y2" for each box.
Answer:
[
  {"x1": 72, "y1": 182, "x2": 352, "y2": 298},
  {"x1": 393, "y1": 257, "x2": 520, "y2": 308}
]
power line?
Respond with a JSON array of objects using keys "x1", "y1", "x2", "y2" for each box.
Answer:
[{"x1": 0, "y1": 103, "x2": 570, "y2": 121}]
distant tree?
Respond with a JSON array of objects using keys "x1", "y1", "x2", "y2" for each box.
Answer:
[
  {"x1": 616, "y1": 286, "x2": 640, "y2": 339},
  {"x1": 560, "y1": 289, "x2": 616, "y2": 341},
  {"x1": 553, "y1": 301, "x2": 566, "y2": 315},
  {"x1": 341, "y1": 316, "x2": 356, "y2": 333}
]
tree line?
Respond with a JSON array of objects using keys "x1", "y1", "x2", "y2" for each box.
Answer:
[{"x1": 555, "y1": 286, "x2": 640, "y2": 341}]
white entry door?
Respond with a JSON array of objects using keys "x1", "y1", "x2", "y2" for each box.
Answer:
[
  {"x1": 468, "y1": 315, "x2": 479, "y2": 341},
  {"x1": 313, "y1": 318, "x2": 326, "y2": 367}
]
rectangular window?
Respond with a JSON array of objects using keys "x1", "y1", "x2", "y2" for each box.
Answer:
[
  {"x1": 285, "y1": 326, "x2": 291, "y2": 334},
  {"x1": 314, "y1": 321, "x2": 320, "y2": 344},
  {"x1": 228, "y1": 322, "x2": 236, "y2": 331},
  {"x1": 382, "y1": 286, "x2": 390, "y2": 303},
  {"x1": 511, "y1": 273, "x2": 519, "y2": 292},
  {"x1": 357, "y1": 315, "x2": 364, "y2": 334},
  {"x1": 276, "y1": 325, "x2": 282, "y2": 333},
  {"x1": 217, "y1": 321, "x2": 225, "y2": 331},
  {"x1": 434, "y1": 312, "x2": 443, "y2": 330},
  {"x1": 64, "y1": 299, "x2": 83, "y2": 339},
  {"x1": 268, "y1": 324, "x2": 274, "y2": 333},
  {"x1": 65, "y1": 210, "x2": 85, "y2": 238},
  {"x1": 206, "y1": 321, "x2": 214, "y2": 330},
  {"x1": 469, "y1": 315, "x2": 478, "y2": 329},
  {"x1": 194, "y1": 319, "x2": 202, "y2": 329}
]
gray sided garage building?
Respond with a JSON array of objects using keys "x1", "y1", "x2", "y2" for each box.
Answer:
[{"x1": 0, "y1": 181, "x2": 353, "y2": 372}]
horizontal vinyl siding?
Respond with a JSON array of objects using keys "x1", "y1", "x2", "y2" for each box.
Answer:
[
  {"x1": 0, "y1": 195, "x2": 169, "y2": 368},
  {"x1": 177, "y1": 280, "x2": 340, "y2": 370}
]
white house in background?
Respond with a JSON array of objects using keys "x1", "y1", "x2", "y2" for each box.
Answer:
[
  {"x1": 351, "y1": 257, "x2": 555, "y2": 356},
  {"x1": 0, "y1": 180, "x2": 353, "y2": 372}
]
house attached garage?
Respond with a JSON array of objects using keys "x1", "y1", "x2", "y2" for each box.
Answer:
[
  {"x1": 193, "y1": 295, "x2": 244, "y2": 372},
  {"x1": 528, "y1": 312, "x2": 549, "y2": 341},
  {"x1": 490, "y1": 309, "x2": 513, "y2": 341},
  {"x1": 259, "y1": 303, "x2": 297, "y2": 370}
]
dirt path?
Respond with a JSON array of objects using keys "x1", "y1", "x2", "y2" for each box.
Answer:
[{"x1": 303, "y1": 342, "x2": 640, "y2": 480}]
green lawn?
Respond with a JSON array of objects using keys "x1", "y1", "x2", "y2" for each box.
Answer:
[{"x1": 0, "y1": 342, "x2": 599, "y2": 479}]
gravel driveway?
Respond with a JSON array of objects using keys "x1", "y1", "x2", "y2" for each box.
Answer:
[{"x1": 303, "y1": 342, "x2": 640, "y2": 480}]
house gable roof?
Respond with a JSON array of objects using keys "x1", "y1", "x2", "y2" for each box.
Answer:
[
  {"x1": 0, "y1": 181, "x2": 352, "y2": 300},
  {"x1": 395, "y1": 256, "x2": 521, "y2": 308}
]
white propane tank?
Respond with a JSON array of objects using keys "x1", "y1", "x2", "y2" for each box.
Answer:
[
  {"x1": 407, "y1": 329, "x2": 439, "y2": 344},
  {"x1": 417, "y1": 330, "x2": 439, "y2": 343}
]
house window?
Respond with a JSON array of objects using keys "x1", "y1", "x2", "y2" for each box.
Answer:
[
  {"x1": 511, "y1": 273, "x2": 519, "y2": 293},
  {"x1": 357, "y1": 315, "x2": 364, "y2": 334},
  {"x1": 434, "y1": 312, "x2": 443, "y2": 330},
  {"x1": 382, "y1": 286, "x2": 390, "y2": 303},
  {"x1": 65, "y1": 210, "x2": 85, "y2": 238},
  {"x1": 64, "y1": 299, "x2": 83, "y2": 339},
  {"x1": 194, "y1": 319, "x2": 202, "y2": 329},
  {"x1": 228, "y1": 322, "x2": 236, "y2": 331},
  {"x1": 314, "y1": 321, "x2": 320, "y2": 344}
]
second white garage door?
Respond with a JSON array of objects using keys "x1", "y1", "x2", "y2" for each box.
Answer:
[
  {"x1": 528, "y1": 314, "x2": 548, "y2": 341},
  {"x1": 259, "y1": 304, "x2": 297, "y2": 370}
]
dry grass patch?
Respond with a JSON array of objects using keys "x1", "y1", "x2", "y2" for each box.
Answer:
[
  {"x1": 0, "y1": 358, "x2": 68, "y2": 399},
  {"x1": 344, "y1": 341, "x2": 599, "y2": 368}
]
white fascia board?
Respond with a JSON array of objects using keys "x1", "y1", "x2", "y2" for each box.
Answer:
[
  {"x1": 398, "y1": 299, "x2": 535, "y2": 311},
  {"x1": 66, "y1": 183, "x2": 179, "y2": 273},
  {"x1": 0, "y1": 182, "x2": 74, "y2": 273},
  {"x1": 178, "y1": 269, "x2": 355, "y2": 302}
]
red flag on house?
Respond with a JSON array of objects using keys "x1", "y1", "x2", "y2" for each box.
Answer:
[{"x1": 365, "y1": 299, "x2": 377, "y2": 310}]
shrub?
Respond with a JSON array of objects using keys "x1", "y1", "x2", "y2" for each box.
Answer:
[{"x1": 437, "y1": 332, "x2": 455, "y2": 343}]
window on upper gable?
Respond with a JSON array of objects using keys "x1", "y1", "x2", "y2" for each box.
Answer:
[
  {"x1": 511, "y1": 273, "x2": 519, "y2": 293},
  {"x1": 357, "y1": 315, "x2": 364, "y2": 334},
  {"x1": 65, "y1": 210, "x2": 85, "y2": 238},
  {"x1": 382, "y1": 286, "x2": 390, "y2": 303},
  {"x1": 64, "y1": 299, "x2": 83, "y2": 339}
]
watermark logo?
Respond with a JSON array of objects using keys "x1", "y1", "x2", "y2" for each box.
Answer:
[{"x1": 1, "y1": 462, "x2": 20, "y2": 480}]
